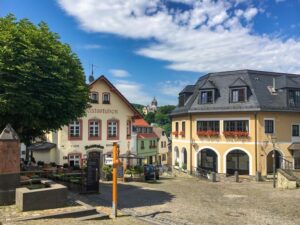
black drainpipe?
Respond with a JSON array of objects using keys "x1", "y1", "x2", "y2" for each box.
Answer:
[
  {"x1": 189, "y1": 113, "x2": 193, "y2": 174},
  {"x1": 254, "y1": 112, "x2": 258, "y2": 173}
]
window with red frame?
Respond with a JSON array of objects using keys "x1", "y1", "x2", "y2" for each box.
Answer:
[{"x1": 126, "y1": 120, "x2": 131, "y2": 137}]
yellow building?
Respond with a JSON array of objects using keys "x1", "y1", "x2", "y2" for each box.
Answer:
[
  {"x1": 45, "y1": 75, "x2": 141, "y2": 167},
  {"x1": 171, "y1": 70, "x2": 300, "y2": 176}
]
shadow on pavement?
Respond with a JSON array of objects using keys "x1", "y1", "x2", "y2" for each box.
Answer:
[
  {"x1": 137, "y1": 210, "x2": 171, "y2": 218},
  {"x1": 82, "y1": 182, "x2": 175, "y2": 209}
]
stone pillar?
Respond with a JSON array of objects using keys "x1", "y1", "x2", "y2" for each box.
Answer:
[{"x1": 0, "y1": 124, "x2": 20, "y2": 205}]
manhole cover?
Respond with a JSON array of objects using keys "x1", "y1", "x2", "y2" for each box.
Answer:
[{"x1": 225, "y1": 212, "x2": 245, "y2": 217}]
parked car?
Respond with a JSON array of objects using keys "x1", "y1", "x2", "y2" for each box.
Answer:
[{"x1": 144, "y1": 164, "x2": 159, "y2": 180}]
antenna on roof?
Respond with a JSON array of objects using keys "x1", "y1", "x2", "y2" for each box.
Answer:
[{"x1": 89, "y1": 64, "x2": 96, "y2": 83}]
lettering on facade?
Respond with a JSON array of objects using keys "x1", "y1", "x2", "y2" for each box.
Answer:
[
  {"x1": 87, "y1": 108, "x2": 118, "y2": 114},
  {"x1": 85, "y1": 144, "x2": 104, "y2": 150}
]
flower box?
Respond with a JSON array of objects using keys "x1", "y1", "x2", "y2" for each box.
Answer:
[
  {"x1": 172, "y1": 131, "x2": 179, "y2": 137},
  {"x1": 223, "y1": 131, "x2": 249, "y2": 137},
  {"x1": 179, "y1": 131, "x2": 185, "y2": 137},
  {"x1": 197, "y1": 130, "x2": 219, "y2": 137}
]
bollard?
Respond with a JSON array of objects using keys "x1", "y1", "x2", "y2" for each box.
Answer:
[
  {"x1": 234, "y1": 171, "x2": 239, "y2": 183},
  {"x1": 255, "y1": 171, "x2": 262, "y2": 182},
  {"x1": 211, "y1": 172, "x2": 216, "y2": 182}
]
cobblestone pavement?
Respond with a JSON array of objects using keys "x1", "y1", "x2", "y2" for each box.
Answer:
[
  {"x1": 77, "y1": 177, "x2": 300, "y2": 225},
  {"x1": 1, "y1": 177, "x2": 300, "y2": 225}
]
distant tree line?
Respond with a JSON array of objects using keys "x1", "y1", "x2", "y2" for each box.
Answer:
[{"x1": 132, "y1": 104, "x2": 175, "y2": 136}]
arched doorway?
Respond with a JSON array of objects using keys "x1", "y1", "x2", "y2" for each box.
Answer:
[
  {"x1": 267, "y1": 150, "x2": 282, "y2": 174},
  {"x1": 197, "y1": 148, "x2": 218, "y2": 172},
  {"x1": 226, "y1": 149, "x2": 249, "y2": 175},
  {"x1": 181, "y1": 148, "x2": 187, "y2": 168}
]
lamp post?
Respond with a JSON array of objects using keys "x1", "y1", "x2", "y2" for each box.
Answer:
[{"x1": 271, "y1": 135, "x2": 277, "y2": 188}]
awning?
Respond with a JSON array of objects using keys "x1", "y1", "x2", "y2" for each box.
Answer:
[
  {"x1": 288, "y1": 142, "x2": 300, "y2": 151},
  {"x1": 119, "y1": 151, "x2": 144, "y2": 159},
  {"x1": 28, "y1": 142, "x2": 56, "y2": 151}
]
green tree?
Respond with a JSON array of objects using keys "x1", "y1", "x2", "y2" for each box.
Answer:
[
  {"x1": 0, "y1": 15, "x2": 90, "y2": 158},
  {"x1": 158, "y1": 105, "x2": 176, "y2": 115},
  {"x1": 144, "y1": 112, "x2": 155, "y2": 124}
]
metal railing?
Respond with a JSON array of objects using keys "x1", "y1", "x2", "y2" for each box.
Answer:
[{"x1": 279, "y1": 156, "x2": 293, "y2": 170}]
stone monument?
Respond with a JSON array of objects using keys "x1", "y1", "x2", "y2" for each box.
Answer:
[{"x1": 0, "y1": 124, "x2": 20, "y2": 205}]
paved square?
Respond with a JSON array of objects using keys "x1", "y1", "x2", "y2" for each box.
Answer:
[{"x1": 90, "y1": 177, "x2": 300, "y2": 225}]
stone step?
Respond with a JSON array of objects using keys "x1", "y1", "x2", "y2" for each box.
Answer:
[
  {"x1": 76, "y1": 212, "x2": 109, "y2": 221},
  {"x1": 14, "y1": 208, "x2": 98, "y2": 221}
]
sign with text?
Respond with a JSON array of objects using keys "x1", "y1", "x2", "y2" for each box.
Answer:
[
  {"x1": 104, "y1": 157, "x2": 113, "y2": 165},
  {"x1": 87, "y1": 108, "x2": 118, "y2": 114}
]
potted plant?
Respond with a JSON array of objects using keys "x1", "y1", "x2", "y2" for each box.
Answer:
[
  {"x1": 179, "y1": 131, "x2": 185, "y2": 137},
  {"x1": 181, "y1": 163, "x2": 187, "y2": 172},
  {"x1": 102, "y1": 165, "x2": 112, "y2": 181},
  {"x1": 172, "y1": 131, "x2": 179, "y2": 137}
]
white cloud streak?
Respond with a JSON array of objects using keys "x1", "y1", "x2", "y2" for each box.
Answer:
[
  {"x1": 58, "y1": 0, "x2": 300, "y2": 74},
  {"x1": 109, "y1": 69, "x2": 130, "y2": 77},
  {"x1": 80, "y1": 44, "x2": 102, "y2": 49}
]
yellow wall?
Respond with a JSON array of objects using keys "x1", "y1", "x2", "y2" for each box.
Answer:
[{"x1": 172, "y1": 112, "x2": 300, "y2": 176}]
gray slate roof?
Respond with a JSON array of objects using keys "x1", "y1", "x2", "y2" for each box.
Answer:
[
  {"x1": 28, "y1": 142, "x2": 56, "y2": 151},
  {"x1": 171, "y1": 70, "x2": 300, "y2": 116}
]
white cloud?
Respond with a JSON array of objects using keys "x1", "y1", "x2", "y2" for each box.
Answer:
[
  {"x1": 109, "y1": 69, "x2": 130, "y2": 78},
  {"x1": 243, "y1": 7, "x2": 258, "y2": 21},
  {"x1": 58, "y1": 0, "x2": 300, "y2": 74},
  {"x1": 114, "y1": 80, "x2": 151, "y2": 105},
  {"x1": 158, "y1": 80, "x2": 191, "y2": 97},
  {"x1": 80, "y1": 44, "x2": 102, "y2": 49}
]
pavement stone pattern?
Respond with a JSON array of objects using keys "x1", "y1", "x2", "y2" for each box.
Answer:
[{"x1": 1, "y1": 176, "x2": 300, "y2": 225}]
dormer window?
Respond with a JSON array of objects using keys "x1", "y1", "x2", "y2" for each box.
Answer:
[
  {"x1": 199, "y1": 90, "x2": 214, "y2": 104},
  {"x1": 103, "y1": 92, "x2": 110, "y2": 104},
  {"x1": 230, "y1": 88, "x2": 246, "y2": 103},
  {"x1": 90, "y1": 92, "x2": 99, "y2": 104},
  {"x1": 288, "y1": 90, "x2": 300, "y2": 107}
]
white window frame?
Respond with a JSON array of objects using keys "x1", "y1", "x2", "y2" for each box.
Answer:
[
  {"x1": 70, "y1": 121, "x2": 80, "y2": 137},
  {"x1": 108, "y1": 121, "x2": 117, "y2": 138},
  {"x1": 89, "y1": 120, "x2": 99, "y2": 137}
]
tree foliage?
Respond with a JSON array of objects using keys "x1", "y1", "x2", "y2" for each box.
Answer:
[
  {"x1": 0, "y1": 15, "x2": 90, "y2": 147},
  {"x1": 144, "y1": 112, "x2": 155, "y2": 124}
]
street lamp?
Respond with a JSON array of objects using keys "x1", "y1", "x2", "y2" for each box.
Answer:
[{"x1": 271, "y1": 135, "x2": 277, "y2": 188}]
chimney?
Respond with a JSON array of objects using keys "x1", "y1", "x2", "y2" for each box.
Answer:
[{"x1": 272, "y1": 77, "x2": 276, "y2": 93}]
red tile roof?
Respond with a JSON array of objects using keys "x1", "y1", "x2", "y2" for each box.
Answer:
[
  {"x1": 137, "y1": 133, "x2": 158, "y2": 139},
  {"x1": 133, "y1": 118, "x2": 149, "y2": 127}
]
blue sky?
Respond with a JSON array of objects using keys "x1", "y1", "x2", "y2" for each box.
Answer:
[{"x1": 1, "y1": 0, "x2": 300, "y2": 105}]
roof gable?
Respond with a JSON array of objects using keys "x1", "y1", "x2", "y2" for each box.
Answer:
[
  {"x1": 199, "y1": 79, "x2": 217, "y2": 89},
  {"x1": 89, "y1": 75, "x2": 142, "y2": 118},
  {"x1": 229, "y1": 77, "x2": 248, "y2": 87}
]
